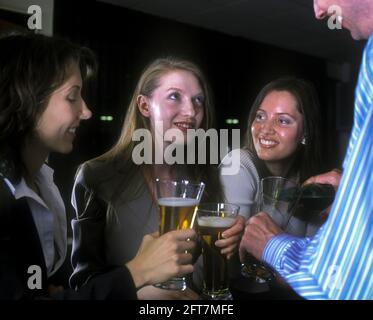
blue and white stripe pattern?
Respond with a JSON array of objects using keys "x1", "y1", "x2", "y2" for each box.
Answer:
[{"x1": 262, "y1": 35, "x2": 373, "y2": 300}]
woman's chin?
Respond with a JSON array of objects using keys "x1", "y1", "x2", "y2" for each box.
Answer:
[
  {"x1": 54, "y1": 143, "x2": 74, "y2": 155},
  {"x1": 256, "y1": 149, "x2": 276, "y2": 161}
]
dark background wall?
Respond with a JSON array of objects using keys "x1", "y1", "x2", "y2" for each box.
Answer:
[{"x1": 54, "y1": 0, "x2": 329, "y2": 142}]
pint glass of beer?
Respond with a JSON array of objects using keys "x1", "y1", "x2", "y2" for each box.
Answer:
[
  {"x1": 155, "y1": 179, "x2": 205, "y2": 290},
  {"x1": 197, "y1": 203, "x2": 239, "y2": 300}
]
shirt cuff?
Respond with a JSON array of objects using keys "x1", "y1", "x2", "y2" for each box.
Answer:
[{"x1": 262, "y1": 233, "x2": 301, "y2": 270}]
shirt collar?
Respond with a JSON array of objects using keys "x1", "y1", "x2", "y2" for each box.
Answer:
[{"x1": 14, "y1": 163, "x2": 55, "y2": 206}]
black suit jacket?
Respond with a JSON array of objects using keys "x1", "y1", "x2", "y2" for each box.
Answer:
[{"x1": 0, "y1": 177, "x2": 137, "y2": 300}]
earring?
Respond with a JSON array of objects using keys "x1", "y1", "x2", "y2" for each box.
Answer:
[{"x1": 301, "y1": 137, "x2": 306, "y2": 145}]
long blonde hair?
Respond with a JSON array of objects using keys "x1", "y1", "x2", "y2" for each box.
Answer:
[
  {"x1": 84, "y1": 57, "x2": 222, "y2": 203},
  {"x1": 100, "y1": 57, "x2": 214, "y2": 161}
]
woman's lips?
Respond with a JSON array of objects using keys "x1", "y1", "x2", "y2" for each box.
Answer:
[
  {"x1": 66, "y1": 127, "x2": 77, "y2": 140},
  {"x1": 258, "y1": 137, "x2": 278, "y2": 148},
  {"x1": 173, "y1": 122, "x2": 195, "y2": 132}
]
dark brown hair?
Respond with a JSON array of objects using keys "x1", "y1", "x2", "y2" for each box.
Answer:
[
  {"x1": 0, "y1": 32, "x2": 96, "y2": 182},
  {"x1": 244, "y1": 77, "x2": 322, "y2": 183}
]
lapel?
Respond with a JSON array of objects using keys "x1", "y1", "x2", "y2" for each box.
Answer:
[{"x1": 0, "y1": 178, "x2": 48, "y2": 296}]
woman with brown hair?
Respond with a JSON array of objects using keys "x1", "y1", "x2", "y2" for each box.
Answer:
[
  {"x1": 221, "y1": 77, "x2": 322, "y2": 232},
  {"x1": 220, "y1": 78, "x2": 324, "y2": 296}
]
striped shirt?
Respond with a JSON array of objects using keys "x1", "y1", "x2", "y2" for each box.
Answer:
[{"x1": 262, "y1": 35, "x2": 373, "y2": 300}]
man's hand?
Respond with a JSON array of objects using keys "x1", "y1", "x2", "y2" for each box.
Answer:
[
  {"x1": 239, "y1": 212, "x2": 283, "y2": 261},
  {"x1": 215, "y1": 215, "x2": 245, "y2": 259},
  {"x1": 126, "y1": 229, "x2": 196, "y2": 289},
  {"x1": 303, "y1": 168, "x2": 342, "y2": 189}
]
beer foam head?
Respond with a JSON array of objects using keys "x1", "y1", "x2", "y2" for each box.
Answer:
[
  {"x1": 158, "y1": 197, "x2": 199, "y2": 207},
  {"x1": 197, "y1": 216, "x2": 236, "y2": 228}
]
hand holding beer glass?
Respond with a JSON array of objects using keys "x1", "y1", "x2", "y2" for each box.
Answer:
[
  {"x1": 241, "y1": 176, "x2": 300, "y2": 282},
  {"x1": 155, "y1": 179, "x2": 205, "y2": 290},
  {"x1": 197, "y1": 203, "x2": 239, "y2": 300}
]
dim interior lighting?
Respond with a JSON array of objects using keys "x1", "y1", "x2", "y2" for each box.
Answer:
[
  {"x1": 100, "y1": 115, "x2": 114, "y2": 121},
  {"x1": 225, "y1": 118, "x2": 239, "y2": 125}
]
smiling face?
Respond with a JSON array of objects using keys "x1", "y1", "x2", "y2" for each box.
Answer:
[
  {"x1": 138, "y1": 69, "x2": 204, "y2": 144},
  {"x1": 251, "y1": 90, "x2": 304, "y2": 164},
  {"x1": 34, "y1": 62, "x2": 92, "y2": 154}
]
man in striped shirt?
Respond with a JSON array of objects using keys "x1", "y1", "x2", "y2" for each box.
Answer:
[{"x1": 239, "y1": 0, "x2": 373, "y2": 299}]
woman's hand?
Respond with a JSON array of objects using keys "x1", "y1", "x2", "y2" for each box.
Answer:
[
  {"x1": 137, "y1": 286, "x2": 199, "y2": 300},
  {"x1": 215, "y1": 215, "x2": 246, "y2": 259},
  {"x1": 126, "y1": 229, "x2": 196, "y2": 289}
]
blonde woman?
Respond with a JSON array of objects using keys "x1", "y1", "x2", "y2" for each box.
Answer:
[{"x1": 70, "y1": 58, "x2": 244, "y2": 299}]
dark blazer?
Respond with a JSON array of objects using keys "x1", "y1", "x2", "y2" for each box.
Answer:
[
  {"x1": 0, "y1": 177, "x2": 137, "y2": 300},
  {"x1": 69, "y1": 159, "x2": 154, "y2": 289},
  {"x1": 70, "y1": 159, "x2": 204, "y2": 293}
]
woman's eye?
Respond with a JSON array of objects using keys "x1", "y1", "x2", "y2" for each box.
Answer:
[
  {"x1": 255, "y1": 113, "x2": 265, "y2": 121},
  {"x1": 67, "y1": 96, "x2": 77, "y2": 103},
  {"x1": 278, "y1": 118, "x2": 292, "y2": 125},
  {"x1": 67, "y1": 93, "x2": 79, "y2": 103},
  {"x1": 168, "y1": 92, "x2": 180, "y2": 101},
  {"x1": 193, "y1": 96, "x2": 204, "y2": 106}
]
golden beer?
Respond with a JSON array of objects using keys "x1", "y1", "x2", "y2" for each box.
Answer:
[
  {"x1": 198, "y1": 216, "x2": 236, "y2": 297},
  {"x1": 158, "y1": 197, "x2": 199, "y2": 235},
  {"x1": 155, "y1": 180, "x2": 205, "y2": 291}
]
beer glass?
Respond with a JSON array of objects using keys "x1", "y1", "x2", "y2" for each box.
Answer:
[
  {"x1": 241, "y1": 176, "x2": 300, "y2": 282},
  {"x1": 197, "y1": 203, "x2": 239, "y2": 300},
  {"x1": 155, "y1": 179, "x2": 205, "y2": 290}
]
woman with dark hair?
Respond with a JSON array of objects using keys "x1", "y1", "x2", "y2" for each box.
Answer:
[
  {"x1": 221, "y1": 77, "x2": 322, "y2": 229},
  {"x1": 244, "y1": 78, "x2": 321, "y2": 183},
  {"x1": 70, "y1": 57, "x2": 244, "y2": 299},
  {"x1": 0, "y1": 33, "x2": 196, "y2": 300},
  {"x1": 220, "y1": 77, "x2": 324, "y2": 295}
]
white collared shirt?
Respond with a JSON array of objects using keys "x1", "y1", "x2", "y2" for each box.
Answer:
[{"x1": 4, "y1": 164, "x2": 67, "y2": 278}]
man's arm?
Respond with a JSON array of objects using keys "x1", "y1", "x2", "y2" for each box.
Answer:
[{"x1": 239, "y1": 212, "x2": 313, "y2": 278}]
